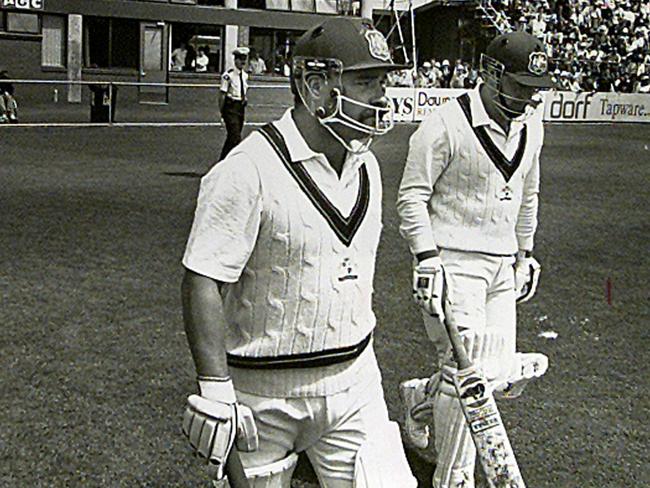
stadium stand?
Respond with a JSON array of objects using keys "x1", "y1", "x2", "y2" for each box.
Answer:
[
  {"x1": 390, "y1": 0, "x2": 649, "y2": 93},
  {"x1": 486, "y1": 0, "x2": 650, "y2": 93}
]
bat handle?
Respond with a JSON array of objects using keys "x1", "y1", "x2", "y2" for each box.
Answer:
[
  {"x1": 225, "y1": 449, "x2": 250, "y2": 488},
  {"x1": 442, "y1": 306, "x2": 472, "y2": 370}
]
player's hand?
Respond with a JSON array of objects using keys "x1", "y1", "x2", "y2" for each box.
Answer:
[
  {"x1": 235, "y1": 403, "x2": 258, "y2": 452},
  {"x1": 182, "y1": 395, "x2": 237, "y2": 479},
  {"x1": 412, "y1": 255, "x2": 449, "y2": 320},
  {"x1": 182, "y1": 379, "x2": 258, "y2": 480},
  {"x1": 514, "y1": 255, "x2": 541, "y2": 303}
]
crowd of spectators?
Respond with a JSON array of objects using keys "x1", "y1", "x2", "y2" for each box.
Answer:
[
  {"x1": 488, "y1": 0, "x2": 650, "y2": 93},
  {"x1": 389, "y1": 1, "x2": 649, "y2": 93},
  {"x1": 388, "y1": 59, "x2": 480, "y2": 89}
]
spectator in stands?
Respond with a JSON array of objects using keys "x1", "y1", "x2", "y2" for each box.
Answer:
[
  {"x1": 531, "y1": 12, "x2": 547, "y2": 38},
  {"x1": 196, "y1": 47, "x2": 210, "y2": 73},
  {"x1": 424, "y1": 60, "x2": 443, "y2": 88},
  {"x1": 449, "y1": 61, "x2": 467, "y2": 89},
  {"x1": 636, "y1": 73, "x2": 650, "y2": 93},
  {"x1": 390, "y1": 68, "x2": 415, "y2": 87},
  {"x1": 247, "y1": 49, "x2": 267, "y2": 75},
  {"x1": 628, "y1": 30, "x2": 647, "y2": 55},
  {"x1": 614, "y1": 73, "x2": 635, "y2": 93},
  {"x1": 567, "y1": 72, "x2": 582, "y2": 92},
  {"x1": 0, "y1": 67, "x2": 18, "y2": 123},
  {"x1": 171, "y1": 42, "x2": 188, "y2": 72},
  {"x1": 440, "y1": 59, "x2": 452, "y2": 88},
  {"x1": 416, "y1": 62, "x2": 433, "y2": 87},
  {"x1": 465, "y1": 66, "x2": 480, "y2": 88}
]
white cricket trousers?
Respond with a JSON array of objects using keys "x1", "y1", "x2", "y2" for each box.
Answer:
[{"x1": 235, "y1": 356, "x2": 416, "y2": 487}]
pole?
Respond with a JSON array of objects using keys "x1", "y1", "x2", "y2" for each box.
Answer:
[
  {"x1": 410, "y1": 0, "x2": 417, "y2": 73},
  {"x1": 393, "y1": 6, "x2": 409, "y2": 65},
  {"x1": 108, "y1": 82, "x2": 113, "y2": 126}
]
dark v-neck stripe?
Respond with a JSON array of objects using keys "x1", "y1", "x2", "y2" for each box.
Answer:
[
  {"x1": 457, "y1": 93, "x2": 527, "y2": 183},
  {"x1": 258, "y1": 123, "x2": 370, "y2": 247}
]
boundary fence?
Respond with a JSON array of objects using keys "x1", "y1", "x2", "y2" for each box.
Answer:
[
  {"x1": 0, "y1": 79, "x2": 293, "y2": 127},
  {"x1": 389, "y1": 87, "x2": 650, "y2": 124},
  {"x1": 2, "y1": 80, "x2": 650, "y2": 127}
]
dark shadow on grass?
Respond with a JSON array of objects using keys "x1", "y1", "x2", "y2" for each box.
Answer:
[{"x1": 163, "y1": 171, "x2": 205, "y2": 178}]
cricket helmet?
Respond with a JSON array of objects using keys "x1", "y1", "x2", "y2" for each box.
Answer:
[
  {"x1": 291, "y1": 17, "x2": 405, "y2": 147},
  {"x1": 480, "y1": 31, "x2": 554, "y2": 119}
]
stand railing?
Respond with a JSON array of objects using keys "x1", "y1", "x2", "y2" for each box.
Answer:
[{"x1": 476, "y1": 0, "x2": 512, "y2": 34}]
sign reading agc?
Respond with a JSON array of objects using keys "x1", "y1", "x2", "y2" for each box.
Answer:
[{"x1": 2, "y1": 0, "x2": 44, "y2": 10}]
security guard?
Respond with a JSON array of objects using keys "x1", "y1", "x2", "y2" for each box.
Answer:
[{"x1": 218, "y1": 47, "x2": 249, "y2": 161}]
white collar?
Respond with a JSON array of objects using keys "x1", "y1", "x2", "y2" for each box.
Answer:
[
  {"x1": 272, "y1": 109, "x2": 368, "y2": 177},
  {"x1": 467, "y1": 83, "x2": 525, "y2": 137}
]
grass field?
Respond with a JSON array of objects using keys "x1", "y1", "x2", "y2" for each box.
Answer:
[{"x1": 1, "y1": 121, "x2": 649, "y2": 488}]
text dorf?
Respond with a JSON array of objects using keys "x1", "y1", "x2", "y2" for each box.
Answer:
[{"x1": 548, "y1": 92, "x2": 594, "y2": 120}]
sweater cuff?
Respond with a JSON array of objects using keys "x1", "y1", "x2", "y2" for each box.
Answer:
[{"x1": 415, "y1": 249, "x2": 440, "y2": 262}]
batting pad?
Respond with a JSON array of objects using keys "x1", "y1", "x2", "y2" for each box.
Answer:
[
  {"x1": 432, "y1": 374, "x2": 476, "y2": 488},
  {"x1": 495, "y1": 352, "x2": 549, "y2": 399}
]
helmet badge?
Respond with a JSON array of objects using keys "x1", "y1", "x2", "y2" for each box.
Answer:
[
  {"x1": 364, "y1": 29, "x2": 391, "y2": 62},
  {"x1": 528, "y1": 52, "x2": 548, "y2": 76}
]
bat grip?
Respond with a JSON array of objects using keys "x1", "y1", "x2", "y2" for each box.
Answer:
[{"x1": 443, "y1": 313, "x2": 472, "y2": 370}]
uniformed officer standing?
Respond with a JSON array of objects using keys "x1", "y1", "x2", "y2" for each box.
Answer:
[{"x1": 218, "y1": 47, "x2": 249, "y2": 161}]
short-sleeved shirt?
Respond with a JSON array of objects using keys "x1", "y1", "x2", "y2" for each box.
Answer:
[{"x1": 220, "y1": 67, "x2": 248, "y2": 101}]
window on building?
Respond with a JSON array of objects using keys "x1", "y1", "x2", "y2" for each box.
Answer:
[
  {"x1": 2, "y1": 12, "x2": 40, "y2": 34},
  {"x1": 84, "y1": 17, "x2": 139, "y2": 69},
  {"x1": 170, "y1": 23, "x2": 224, "y2": 73},
  {"x1": 249, "y1": 27, "x2": 304, "y2": 76},
  {"x1": 42, "y1": 15, "x2": 66, "y2": 68},
  {"x1": 197, "y1": 0, "x2": 225, "y2": 6},
  {"x1": 238, "y1": 0, "x2": 265, "y2": 8},
  {"x1": 243, "y1": 0, "x2": 350, "y2": 14}
]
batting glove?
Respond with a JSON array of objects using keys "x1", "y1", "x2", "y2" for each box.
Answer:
[
  {"x1": 182, "y1": 377, "x2": 258, "y2": 480},
  {"x1": 514, "y1": 255, "x2": 541, "y2": 304},
  {"x1": 412, "y1": 253, "x2": 449, "y2": 320}
]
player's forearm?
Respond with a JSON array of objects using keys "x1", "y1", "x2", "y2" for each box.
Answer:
[
  {"x1": 397, "y1": 117, "x2": 450, "y2": 254},
  {"x1": 516, "y1": 154, "x2": 540, "y2": 251},
  {"x1": 516, "y1": 197, "x2": 538, "y2": 252},
  {"x1": 396, "y1": 196, "x2": 438, "y2": 256},
  {"x1": 396, "y1": 163, "x2": 440, "y2": 255},
  {"x1": 181, "y1": 269, "x2": 230, "y2": 378}
]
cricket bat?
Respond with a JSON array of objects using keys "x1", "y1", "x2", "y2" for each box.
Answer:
[
  {"x1": 442, "y1": 309, "x2": 526, "y2": 488},
  {"x1": 225, "y1": 450, "x2": 250, "y2": 488}
]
